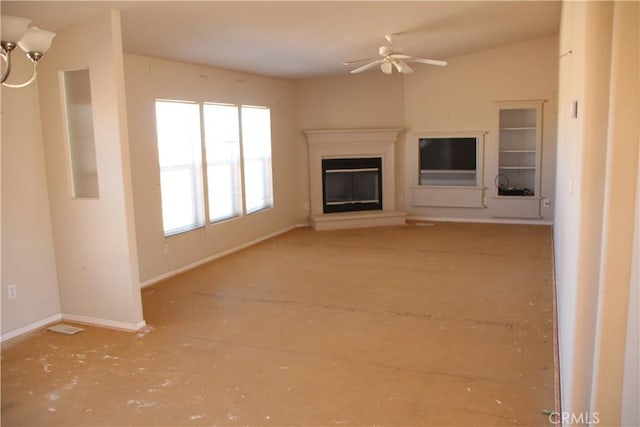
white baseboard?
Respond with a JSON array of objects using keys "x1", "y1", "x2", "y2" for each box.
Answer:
[
  {"x1": 1, "y1": 313, "x2": 62, "y2": 342},
  {"x1": 1, "y1": 312, "x2": 147, "y2": 343},
  {"x1": 406, "y1": 215, "x2": 553, "y2": 226},
  {"x1": 140, "y1": 270, "x2": 174, "y2": 288},
  {"x1": 141, "y1": 224, "x2": 300, "y2": 288},
  {"x1": 61, "y1": 313, "x2": 146, "y2": 332}
]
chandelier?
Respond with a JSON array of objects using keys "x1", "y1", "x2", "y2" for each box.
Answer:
[{"x1": 1, "y1": 15, "x2": 56, "y2": 88}]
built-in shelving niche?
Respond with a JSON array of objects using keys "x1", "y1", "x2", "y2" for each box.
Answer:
[
  {"x1": 492, "y1": 100, "x2": 544, "y2": 219},
  {"x1": 411, "y1": 131, "x2": 487, "y2": 209}
]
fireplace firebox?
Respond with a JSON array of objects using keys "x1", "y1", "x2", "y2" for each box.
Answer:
[{"x1": 322, "y1": 157, "x2": 382, "y2": 214}]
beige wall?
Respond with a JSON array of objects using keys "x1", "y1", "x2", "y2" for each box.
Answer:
[
  {"x1": 1, "y1": 4, "x2": 637, "y2": 419},
  {"x1": 554, "y1": 1, "x2": 639, "y2": 424},
  {"x1": 293, "y1": 73, "x2": 405, "y2": 224},
  {"x1": 123, "y1": 54, "x2": 298, "y2": 283},
  {"x1": 404, "y1": 36, "x2": 558, "y2": 221},
  {"x1": 1, "y1": 19, "x2": 561, "y2": 337},
  {"x1": 37, "y1": 10, "x2": 144, "y2": 329},
  {"x1": 1, "y1": 55, "x2": 61, "y2": 336},
  {"x1": 293, "y1": 37, "x2": 558, "y2": 224}
]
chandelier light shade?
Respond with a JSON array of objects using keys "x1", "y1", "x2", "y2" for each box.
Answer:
[
  {"x1": 19, "y1": 27, "x2": 56, "y2": 56},
  {"x1": 1, "y1": 15, "x2": 56, "y2": 88},
  {"x1": 1, "y1": 16, "x2": 31, "y2": 44}
]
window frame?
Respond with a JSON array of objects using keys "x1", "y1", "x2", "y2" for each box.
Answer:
[
  {"x1": 240, "y1": 105, "x2": 274, "y2": 215},
  {"x1": 154, "y1": 99, "x2": 274, "y2": 238},
  {"x1": 203, "y1": 102, "x2": 244, "y2": 224},
  {"x1": 154, "y1": 99, "x2": 206, "y2": 237}
]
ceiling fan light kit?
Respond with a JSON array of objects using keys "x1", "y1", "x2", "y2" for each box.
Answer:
[{"x1": 344, "y1": 34, "x2": 447, "y2": 75}]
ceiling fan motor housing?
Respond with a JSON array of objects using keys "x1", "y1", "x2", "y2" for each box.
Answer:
[{"x1": 379, "y1": 45, "x2": 402, "y2": 57}]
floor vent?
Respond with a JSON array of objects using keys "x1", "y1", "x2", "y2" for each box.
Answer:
[{"x1": 47, "y1": 324, "x2": 84, "y2": 335}]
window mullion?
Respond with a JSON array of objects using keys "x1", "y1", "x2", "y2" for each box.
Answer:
[
  {"x1": 192, "y1": 106, "x2": 205, "y2": 229},
  {"x1": 237, "y1": 105, "x2": 247, "y2": 215},
  {"x1": 198, "y1": 103, "x2": 211, "y2": 225}
]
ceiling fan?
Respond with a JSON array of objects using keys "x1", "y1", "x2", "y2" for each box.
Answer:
[{"x1": 343, "y1": 35, "x2": 447, "y2": 74}]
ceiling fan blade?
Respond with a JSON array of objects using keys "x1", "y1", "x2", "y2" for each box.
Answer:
[
  {"x1": 342, "y1": 57, "x2": 380, "y2": 65},
  {"x1": 350, "y1": 59, "x2": 383, "y2": 74},
  {"x1": 380, "y1": 60, "x2": 393, "y2": 74},
  {"x1": 404, "y1": 57, "x2": 448, "y2": 67},
  {"x1": 389, "y1": 54, "x2": 412, "y2": 60},
  {"x1": 394, "y1": 60, "x2": 414, "y2": 74},
  {"x1": 346, "y1": 35, "x2": 448, "y2": 75}
]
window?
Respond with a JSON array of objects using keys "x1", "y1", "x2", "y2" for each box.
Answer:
[
  {"x1": 203, "y1": 104, "x2": 242, "y2": 222},
  {"x1": 155, "y1": 100, "x2": 204, "y2": 236},
  {"x1": 155, "y1": 100, "x2": 273, "y2": 236},
  {"x1": 241, "y1": 106, "x2": 273, "y2": 213}
]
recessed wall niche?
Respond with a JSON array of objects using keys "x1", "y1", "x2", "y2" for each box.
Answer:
[
  {"x1": 410, "y1": 131, "x2": 487, "y2": 209},
  {"x1": 62, "y1": 68, "x2": 99, "y2": 199}
]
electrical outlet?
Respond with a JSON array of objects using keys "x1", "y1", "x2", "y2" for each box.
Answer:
[
  {"x1": 570, "y1": 100, "x2": 578, "y2": 119},
  {"x1": 304, "y1": 202, "x2": 309, "y2": 211},
  {"x1": 8, "y1": 284, "x2": 17, "y2": 300},
  {"x1": 163, "y1": 243, "x2": 170, "y2": 255}
]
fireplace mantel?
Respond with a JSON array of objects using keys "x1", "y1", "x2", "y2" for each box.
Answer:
[
  {"x1": 305, "y1": 128, "x2": 403, "y2": 145},
  {"x1": 304, "y1": 128, "x2": 406, "y2": 230}
]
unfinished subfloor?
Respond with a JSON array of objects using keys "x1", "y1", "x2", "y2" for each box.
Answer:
[{"x1": 1, "y1": 223, "x2": 556, "y2": 426}]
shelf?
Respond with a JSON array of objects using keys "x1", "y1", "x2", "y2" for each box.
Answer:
[
  {"x1": 420, "y1": 169, "x2": 476, "y2": 175},
  {"x1": 500, "y1": 150, "x2": 536, "y2": 153},
  {"x1": 499, "y1": 166, "x2": 536, "y2": 170},
  {"x1": 495, "y1": 102, "x2": 543, "y2": 217},
  {"x1": 420, "y1": 169, "x2": 477, "y2": 187},
  {"x1": 494, "y1": 195, "x2": 541, "y2": 200}
]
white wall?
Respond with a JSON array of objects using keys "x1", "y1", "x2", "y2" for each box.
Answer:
[
  {"x1": 555, "y1": 2, "x2": 607, "y2": 415},
  {"x1": 554, "y1": 1, "x2": 639, "y2": 424},
  {"x1": 589, "y1": 2, "x2": 639, "y2": 422},
  {"x1": 37, "y1": 9, "x2": 145, "y2": 330},
  {"x1": 1, "y1": 54, "x2": 61, "y2": 337},
  {"x1": 622, "y1": 153, "x2": 639, "y2": 425},
  {"x1": 404, "y1": 36, "x2": 558, "y2": 221},
  {"x1": 123, "y1": 54, "x2": 298, "y2": 283}
]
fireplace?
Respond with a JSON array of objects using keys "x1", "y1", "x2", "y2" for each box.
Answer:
[
  {"x1": 322, "y1": 157, "x2": 382, "y2": 213},
  {"x1": 304, "y1": 128, "x2": 406, "y2": 230}
]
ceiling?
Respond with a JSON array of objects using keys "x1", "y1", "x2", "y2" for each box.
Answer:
[{"x1": 2, "y1": 1, "x2": 561, "y2": 79}]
